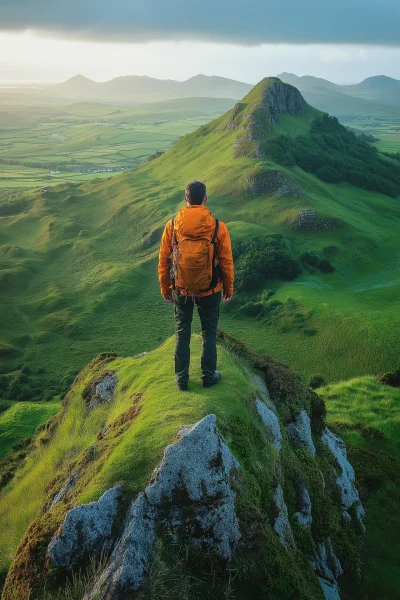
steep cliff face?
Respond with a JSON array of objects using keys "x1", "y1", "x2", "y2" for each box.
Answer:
[
  {"x1": 221, "y1": 77, "x2": 307, "y2": 158},
  {"x1": 225, "y1": 77, "x2": 306, "y2": 133},
  {"x1": 1, "y1": 334, "x2": 364, "y2": 600}
]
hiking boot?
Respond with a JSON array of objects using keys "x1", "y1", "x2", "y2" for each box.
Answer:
[
  {"x1": 175, "y1": 377, "x2": 188, "y2": 392},
  {"x1": 202, "y1": 371, "x2": 221, "y2": 388}
]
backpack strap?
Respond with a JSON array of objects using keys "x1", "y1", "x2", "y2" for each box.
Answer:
[
  {"x1": 212, "y1": 219, "x2": 219, "y2": 248},
  {"x1": 171, "y1": 217, "x2": 177, "y2": 290}
]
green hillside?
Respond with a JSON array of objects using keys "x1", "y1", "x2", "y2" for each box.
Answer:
[
  {"x1": 323, "y1": 376, "x2": 400, "y2": 599},
  {"x1": 1, "y1": 77, "x2": 399, "y2": 414}
]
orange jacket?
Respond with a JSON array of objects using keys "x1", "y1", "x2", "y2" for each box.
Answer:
[{"x1": 158, "y1": 205, "x2": 234, "y2": 297}]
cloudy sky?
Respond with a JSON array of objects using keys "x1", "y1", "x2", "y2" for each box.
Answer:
[{"x1": 0, "y1": 0, "x2": 399, "y2": 84}]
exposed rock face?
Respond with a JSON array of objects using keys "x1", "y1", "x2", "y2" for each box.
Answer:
[
  {"x1": 246, "y1": 171, "x2": 304, "y2": 198},
  {"x1": 312, "y1": 537, "x2": 343, "y2": 599},
  {"x1": 256, "y1": 398, "x2": 282, "y2": 451},
  {"x1": 318, "y1": 577, "x2": 342, "y2": 600},
  {"x1": 87, "y1": 371, "x2": 118, "y2": 409},
  {"x1": 322, "y1": 427, "x2": 365, "y2": 526},
  {"x1": 295, "y1": 483, "x2": 312, "y2": 528},
  {"x1": 227, "y1": 79, "x2": 306, "y2": 135},
  {"x1": 273, "y1": 484, "x2": 295, "y2": 549},
  {"x1": 312, "y1": 537, "x2": 343, "y2": 583},
  {"x1": 50, "y1": 470, "x2": 79, "y2": 510},
  {"x1": 85, "y1": 493, "x2": 156, "y2": 598},
  {"x1": 287, "y1": 409, "x2": 316, "y2": 456},
  {"x1": 84, "y1": 414, "x2": 240, "y2": 599},
  {"x1": 47, "y1": 485, "x2": 123, "y2": 570},
  {"x1": 257, "y1": 80, "x2": 307, "y2": 129}
]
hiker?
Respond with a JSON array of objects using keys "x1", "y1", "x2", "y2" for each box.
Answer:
[{"x1": 158, "y1": 180, "x2": 234, "y2": 391}]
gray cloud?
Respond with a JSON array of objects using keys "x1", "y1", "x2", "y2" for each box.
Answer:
[{"x1": 0, "y1": 0, "x2": 399, "y2": 45}]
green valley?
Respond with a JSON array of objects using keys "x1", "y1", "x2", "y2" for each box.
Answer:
[{"x1": 0, "y1": 97, "x2": 236, "y2": 188}]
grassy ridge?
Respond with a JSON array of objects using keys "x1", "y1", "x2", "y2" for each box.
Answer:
[{"x1": 0, "y1": 337, "x2": 256, "y2": 573}]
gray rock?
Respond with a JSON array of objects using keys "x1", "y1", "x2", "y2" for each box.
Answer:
[
  {"x1": 312, "y1": 537, "x2": 343, "y2": 583},
  {"x1": 85, "y1": 493, "x2": 156, "y2": 598},
  {"x1": 318, "y1": 577, "x2": 342, "y2": 600},
  {"x1": 89, "y1": 371, "x2": 118, "y2": 409},
  {"x1": 50, "y1": 470, "x2": 79, "y2": 510},
  {"x1": 248, "y1": 371, "x2": 274, "y2": 408},
  {"x1": 295, "y1": 484, "x2": 312, "y2": 528},
  {"x1": 85, "y1": 415, "x2": 241, "y2": 598},
  {"x1": 47, "y1": 485, "x2": 123, "y2": 570},
  {"x1": 321, "y1": 428, "x2": 365, "y2": 527},
  {"x1": 273, "y1": 484, "x2": 295, "y2": 549},
  {"x1": 256, "y1": 398, "x2": 282, "y2": 451},
  {"x1": 286, "y1": 410, "x2": 316, "y2": 456}
]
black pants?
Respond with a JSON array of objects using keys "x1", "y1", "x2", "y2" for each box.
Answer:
[{"x1": 173, "y1": 290, "x2": 221, "y2": 386}]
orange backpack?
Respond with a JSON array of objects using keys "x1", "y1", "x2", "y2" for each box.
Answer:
[{"x1": 171, "y1": 217, "x2": 220, "y2": 294}]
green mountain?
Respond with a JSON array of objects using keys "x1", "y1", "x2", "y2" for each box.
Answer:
[{"x1": 351, "y1": 75, "x2": 400, "y2": 91}]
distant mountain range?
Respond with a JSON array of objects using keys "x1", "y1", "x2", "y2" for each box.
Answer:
[
  {"x1": 52, "y1": 73, "x2": 253, "y2": 102},
  {"x1": 47, "y1": 72, "x2": 400, "y2": 119},
  {"x1": 276, "y1": 72, "x2": 400, "y2": 117}
]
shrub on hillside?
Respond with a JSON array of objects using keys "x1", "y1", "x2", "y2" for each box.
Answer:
[
  {"x1": 267, "y1": 114, "x2": 400, "y2": 198},
  {"x1": 300, "y1": 252, "x2": 334, "y2": 274},
  {"x1": 308, "y1": 375, "x2": 326, "y2": 389},
  {"x1": 232, "y1": 235, "x2": 301, "y2": 292},
  {"x1": 379, "y1": 367, "x2": 400, "y2": 388}
]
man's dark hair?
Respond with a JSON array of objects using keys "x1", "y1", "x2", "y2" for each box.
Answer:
[{"x1": 185, "y1": 180, "x2": 206, "y2": 205}]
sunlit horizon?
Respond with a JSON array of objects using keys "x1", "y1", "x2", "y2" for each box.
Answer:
[{"x1": 1, "y1": 31, "x2": 400, "y2": 86}]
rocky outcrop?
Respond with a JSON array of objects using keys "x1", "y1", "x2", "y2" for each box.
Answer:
[
  {"x1": 256, "y1": 398, "x2": 282, "y2": 451},
  {"x1": 312, "y1": 537, "x2": 343, "y2": 600},
  {"x1": 84, "y1": 371, "x2": 118, "y2": 409},
  {"x1": 287, "y1": 409, "x2": 316, "y2": 456},
  {"x1": 83, "y1": 414, "x2": 240, "y2": 598},
  {"x1": 246, "y1": 171, "x2": 304, "y2": 197},
  {"x1": 295, "y1": 483, "x2": 312, "y2": 528},
  {"x1": 47, "y1": 485, "x2": 123, "y2": 570},
  {"x1": 227, "y1": 79, "x2": 306, "y2": 135},
  {"x1": 293, "y1": 210, "x2": 341, "y2": 232},
  {"x1": 322, "y1": 427, "x2": 365, "y2": 526},
  {"x1": 50, "y1": 470, "x2": 79, "y2": 510},
  {"x1": 312, "y1": 537, "x2": 343, "y2": 583},
  {"x1": 273, "y1": 484, "x2": 295, "y2": 550}
]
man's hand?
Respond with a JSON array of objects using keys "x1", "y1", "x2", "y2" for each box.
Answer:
[
  {"x1": 223, "y1": 295, "x2": 232, "y2": 303},
  {"x1": 163, "y1": 294, "x2": 173, "y2": 303}
]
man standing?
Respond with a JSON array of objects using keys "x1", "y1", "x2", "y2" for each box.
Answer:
[{"x1": 158, "y1": 180, "x2": 234, "y2": 391}]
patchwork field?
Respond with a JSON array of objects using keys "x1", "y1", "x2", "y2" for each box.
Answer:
[{"x1": 0, "y1": 97, "x2": 235, "y2": 188}]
